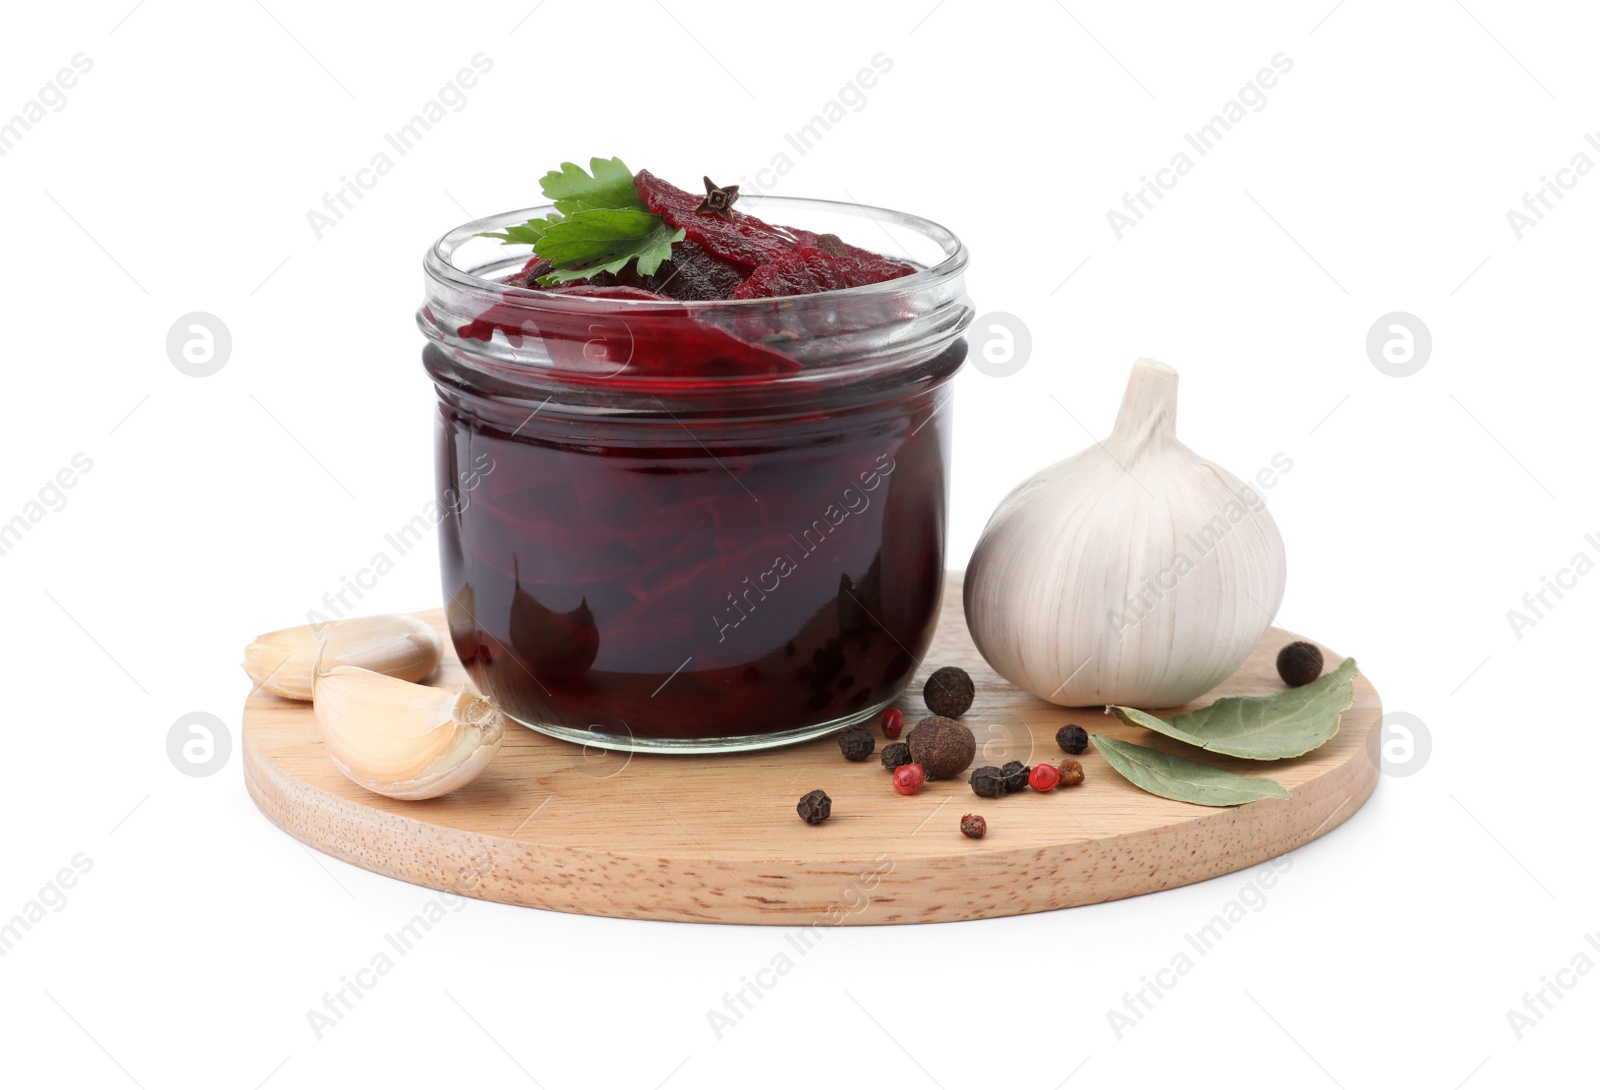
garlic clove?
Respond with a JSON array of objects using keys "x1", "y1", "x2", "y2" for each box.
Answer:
[
  {"x1": 964, "y1": 358, "x2": 1287, "y2": 709},
  {"x1": 243, "y1": 614, "x2": 442, "y2": 701},
  {"x1": 311, "y1": 662, "x2": 505, "y2": 800}
]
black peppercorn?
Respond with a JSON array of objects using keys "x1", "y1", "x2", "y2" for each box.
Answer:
[
  {"x1": 923, "y1": 666, "x2": 975, "y2": 718},
  {"x1": 880, "y1": 741, "x2": 912, "y2": 771},
  {"x1": 796, "y1": 789, "x2": 831, "y2": 825},
  {"x1": 1000, "y1": 760, "x2": 1032, "y2": 793},
  {"x1": 1055, "y1": 724, "x2": 1089, "y2": 754},
  {"x1": 960, "y1": 813, "x2": 987, "y2": 839},
  {"x1": 1276, "y1": 641, "x2": 1324, "y2": 688},
  {"x1": 907, "y1": 716, "x2": 977, "y2": 779},
  {"x1": 837, "y1": 725, "x2": 875, "y2": 762},
  {"x1": 970, "y1": 766, "x2": 1006, "y2": 798}
]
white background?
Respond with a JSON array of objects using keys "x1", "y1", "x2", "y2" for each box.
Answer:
[{"x1": 1, "y1": 0, "x2": 1594, "y2": 1086}]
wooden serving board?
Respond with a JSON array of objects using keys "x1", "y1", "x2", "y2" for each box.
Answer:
[{"x1": 243, "y1": 573, "x2": 1381, "y2": 924}]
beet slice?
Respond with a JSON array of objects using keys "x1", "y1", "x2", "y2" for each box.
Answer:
[
  {"x1": 457, "y1": 294, "x2": 803, "y2": 380},
  {"x1": 611, "y1": 239, "x2": 746, "y2": 301},
  {"x1": 501, "y1": 244, "x2": 745, "y2": 302},
  {"x1": 788, "y1": 229, "x2": 916, "y2": 282},
  {"x1": 635, "y1": 169, "x2": 801, "y2": 273},
  {"x1": 732, "y1": 246, "x2": 914, "y2": 300}
]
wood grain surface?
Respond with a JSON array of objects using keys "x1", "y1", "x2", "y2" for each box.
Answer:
[{"x1": 242, "y1": 573, "x2": 1382, "y2": 924}]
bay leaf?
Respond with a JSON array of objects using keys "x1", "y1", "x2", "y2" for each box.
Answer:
[
  {"x1": 1090, "y1": 734, "x2": 1291, "y2": 806},
  {"x1": 1108, "y1": 657, "x2": 1359, "y2": 761}
]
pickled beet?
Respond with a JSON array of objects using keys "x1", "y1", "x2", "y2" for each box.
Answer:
[
  {"x1": 633, "y1": 169, "x2": 913, "y2": 297},
  {"x1": 615, "y1": 239, "x2": 746, "y2": 301},
  {"x1": 732, "y1": 246, "x2": 913, "y2": 300},
  {"x1": 457, "y1": 293, "x2": 803, "y2": 381},
  {"x1": 788, "y1": 228, "x2": 916, "y2": 276},
  {"x1": 635, "y1": 168, "x2": 799, "y2": 272}
]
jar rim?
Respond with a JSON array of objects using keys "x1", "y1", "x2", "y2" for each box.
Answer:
[{"x1": 422, "y1": 194, "x2": 969, "y2": 311}]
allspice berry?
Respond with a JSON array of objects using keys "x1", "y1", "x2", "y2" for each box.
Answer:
[
  {"x1": 796, "y1": 789, "x2": 831, "y2": 825},
  {"x1": 906, "y1": 715, "x2": 977, "y2": 779},
  {"x1": 1058, "y1": 757, "x2": 1086, "y2": 787},
  {"x1": 1276, "y1": 641, "x2": 1324, "y2": 688},
  {"x1": 960, "y1": 813, "x2": 987, "y2": 839},
  {"x1": 923, "y1": 666, "x2": 975, "y2": 718}
]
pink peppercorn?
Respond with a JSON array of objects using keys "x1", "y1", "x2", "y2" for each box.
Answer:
[
  {"x1": 1029, "y1": 763, "x2": 1061, "y2": 792},
  {"x1": 893, "y1": 762, "x2": 926, "y2": 795},
  {"x1": 882, "y1": 707, "x2": 904, "y2": 739}
]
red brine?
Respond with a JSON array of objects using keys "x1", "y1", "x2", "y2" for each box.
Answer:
[{"x1": 430, "y1": 350, "x2": 955, "y2": 742}]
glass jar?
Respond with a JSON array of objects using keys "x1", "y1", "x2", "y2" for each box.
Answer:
[{"x1": 418, "y1": 197, "x2": 971, "y2": 752}]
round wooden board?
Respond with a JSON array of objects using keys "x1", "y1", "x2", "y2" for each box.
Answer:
[{"x1": 243, "y1": 573, "x2": 1382, "y2": 925}]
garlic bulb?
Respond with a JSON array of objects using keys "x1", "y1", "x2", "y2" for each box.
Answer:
[
  {"x1": 312, "y1": 661, "x2": 505, "y2": 800},
  {"x1": 244, "y1": 614, "x2": 442, "y2": 701},
  {"x1": 964, "y1": 359, "x2": 1286, "y2": 708}
]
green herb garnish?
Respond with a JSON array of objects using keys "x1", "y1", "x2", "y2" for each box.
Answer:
[
  {"x1": 481, "y1": 214, "x2": 560, "y2": 248},
  {"x1": 481, "y1": 156, "x2": 684, "y2": 285},
  {"x1": 540, "y1": 156, "x2": 646, "y2": 216},
  {"x1": 534, "y1": 209, "x2": 683, "y2": 283}
]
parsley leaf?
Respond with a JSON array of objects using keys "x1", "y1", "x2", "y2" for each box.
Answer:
[
  {"x1": 480, "y1": 214, "x2": 561, "y2": 246},
  {"x1": 480, "y1": 156, "x2": 682, "y2": 284},
  {"x1": 534, "y1": 210, "x2": 684, "y2": 283},
  {"x1": 540, "y1": 156, "x2": 647, "y2": 216}
]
